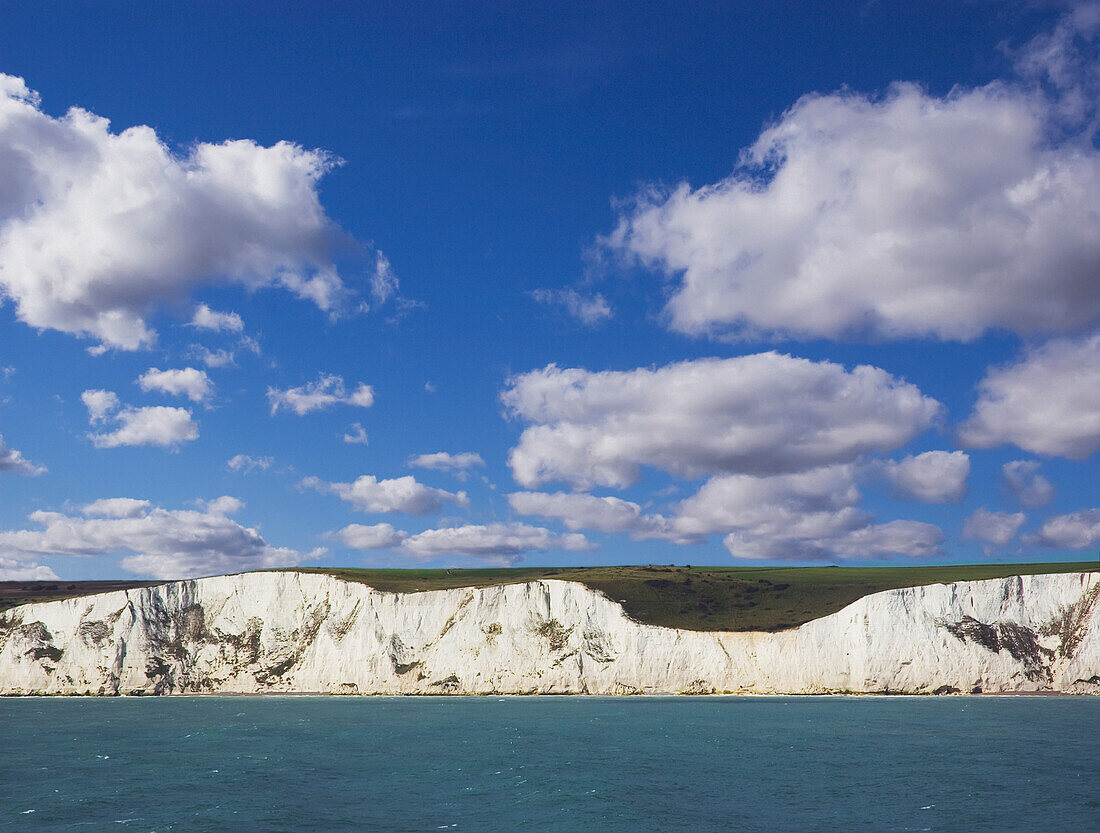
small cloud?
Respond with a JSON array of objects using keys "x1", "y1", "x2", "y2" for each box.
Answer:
[
  {"x1": 82, "y1": 498, "x2": 152, "y2": 518},
  {"x1": 82, "y1": 389, "x2": 198, "y2": 449},
  {"x1": 370, "y1": 251, "x2": 399, "y2": 304},
  {"x1": 359, "y1": 250, "x2": 420, "y2": 321},
  {"x1": 267, "y1": 374, "x2": 374, "y2": 416},
  {"x1": 959, "y1": 335, "x2": 1100, "y2": 459},
  {"x1": 408, "y1": 452, "x2": 485, "y2": 479},
  {"x1": 81, "y1": 389, "x2": 120, "y2": 424},
  {"x1": 673, "y1": 465, "x2": 944, "y2": 561},
  {"x1": 227, "y1": 454, "x2": 274, "y2": 474},
  {"x1": 531, "y1": 287, "x2": 613, "y2": 326},
  {"x1": 0, "y1": 557, "x2": 59, "y2": 580},
  {"x1": 1029, "y1": 508, "x2": 1100, "y2": 551},
  {"x1": 334, "y1": 523, "x2": 405, "y2": 550},
  {"x1": 874, "y1": 451, "x2": 970, "y2": 504},
  {"x1": 302, "y1": 473, "x2": 467, "y2": 515},
  {"x1": 138, "y1": 367, "x2": 214, "y2": 404},
  {"x1": 508, "y1": 490, "x2": 680, "y2": 541},
  {"x1": 334, "y1": 521, "x2": 591, "y2": 564},
  {"x1": 343, "y1": 423, "x2": 369, "y2": 445},
  {"x1": 190, "y1": 304, "x2": 244, "y2": 333},
  {"x1": 0, "y1": 497, "x2": 311, "y2": 578},
  {"x1": 0, "y1": 435, "x2": 46, "y2": 476},
  {"x1": 198, "y1": 495, "x2": 244, "y2": 516},
  {"x1": 1001, "y1": 460, "x2": 1056, "y2": 509},
  {"x1": 962, "y1": 508, "x2": 1026, "y2": 555},
  {"x1": 188, "y1": 346, "x2": 236, "y2": 368}
]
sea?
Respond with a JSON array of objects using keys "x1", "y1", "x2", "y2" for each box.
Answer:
[{"x1": 1, "y1": 696, "x2": 1096, "y2": 832}]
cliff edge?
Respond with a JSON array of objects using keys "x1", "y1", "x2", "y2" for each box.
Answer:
[{"x1": 0, "y1": 570, "x2": 1096, "y2": 695}]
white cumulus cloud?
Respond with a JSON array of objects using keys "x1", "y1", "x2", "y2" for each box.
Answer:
[
  {"x1": 825, "y1": 521, "x2": 946, "y2": 562},
  {"x1": 503, "y1": 353, "x2": 940, "y2": 489},
  {"x1": 0, "y1": 434, "x2": 45, "y2": 475},
  {"x1": 81, "y1": 389, "x2": 120, "y2": 423},
  {"x1": 336, "y1": 523, "x2": 405, "y2": 550},
  {"x1": 267, "y1": 374, "x2": 374, "y2": 416},
  {"x1": 82, "y1": 498, "x2": 152, "y2": 518},
  {"x1": 408, "y1": 452, "x2": 486, "y2": 476},
  {"x1": 507, "y1": 491, "x2": 687, "y2": 542},
  {"x1": 607, "y1": 72, "x2": 1100, "y2": 343},
  {"x1": 138, "y1": 367, "x2": 213, "y2": 404},
  {"x1": 674, "y1": 466, "x2": 862, "y2": 538},
  {"x1": 674, "y1": 465, "x2": 944, "y2": 561},
  {"x1": 1001, "y1": 460, "x2": 1056, "y2": 508},
  {"x1": 0, "y1": 75, "x2": 355, "y2": 350},
  {"x1": 189, "y1": 304, "x2": 244, "y2": 333},
  {"x1": 302, "y1": 474, "x2": 468, "y2": 515},
  {"x1": 198, "y1": 495, "x2": 245, "y2": 516},
  {"x1": 0, "y1": 556, "x2": 59, "y2": 580},
  {"x1": 962, "y1": 508, "x2": 1027, "y2": 552},
  {"x1": 82, "y1": 389, "x2": 198, "y2": 449},
  {"x1": 336, "y1": 521, "x2": 591, "y2": 564},
  {"x1": 877, "y1": 451, "x2": 970, "y2": 504},
  {"x1": 0, "y1": 498, "x2": 316, "y2": 579},
  {"x1": 1030, "y1": 508, "x2": 1100, "y2": 551},
  {"x1": 959, "y1": 334, "x2": 1100, "y2": 458}
]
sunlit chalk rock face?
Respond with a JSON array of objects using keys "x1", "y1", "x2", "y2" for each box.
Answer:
[{"x1": 0, "y1": 571, "x2": 1097, "y2": 695}]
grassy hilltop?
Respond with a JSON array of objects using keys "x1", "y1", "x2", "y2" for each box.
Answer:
[
  {"x1": 0, "y1": 580, "x2": 161, "y2": 616},
  {"x1": 1, "y1": 561, "x2": 1094, "y2": 631},
  {"x1": 298, "y1": 562, "x2": 1097, "y2": 631}
]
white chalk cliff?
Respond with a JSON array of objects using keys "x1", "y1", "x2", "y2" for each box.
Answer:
[{"x1": 0, "y1": 571, "x2": 1097, "y2": 695}]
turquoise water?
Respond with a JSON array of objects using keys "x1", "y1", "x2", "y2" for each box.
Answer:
[{"x1": 1, "y1": 697, "x2": 1097, "y2": 832}]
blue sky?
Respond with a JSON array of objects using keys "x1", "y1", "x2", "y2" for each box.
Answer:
[{"x1": 0, "y1": 1, "x2": 1097, "y2": 579}]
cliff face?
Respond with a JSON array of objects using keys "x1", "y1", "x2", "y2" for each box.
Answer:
[{"x1": 0, "y1": 571, "x2": 1097, "y2": 695}]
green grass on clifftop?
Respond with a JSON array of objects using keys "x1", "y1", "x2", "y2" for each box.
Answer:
[
  {"x1": 2, "y1": 562, "x2": 1094, "y2": 632},
  {"x1": 296, "y1": 561, "x2": 1097, "y2": 631},
  {"x1": 0, "y1": 580, "x2": 160, "y2": 615}
]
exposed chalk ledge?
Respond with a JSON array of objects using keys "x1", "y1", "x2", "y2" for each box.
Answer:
[{"x1": 0, "y1": 570, "x2": 1097, "y2": 695}]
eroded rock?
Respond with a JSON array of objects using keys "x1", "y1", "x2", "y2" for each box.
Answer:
[{"x1": 0, "y1": 570, "x2": 1096, "y2": 695}]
